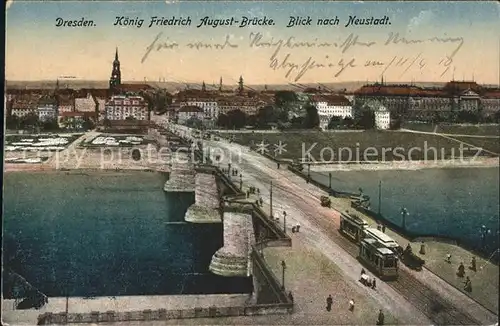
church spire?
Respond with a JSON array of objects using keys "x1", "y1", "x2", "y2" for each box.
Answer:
[{"x1": 110, "y1": 48, "x2": 122, "y2": 90}]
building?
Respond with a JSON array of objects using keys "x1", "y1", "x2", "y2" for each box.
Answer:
[
  {"x1": 177, "y1": 105, "x2": 204, "y2": 124},
  {"x1": 311, "y1": 94, "x2": 353, "y2": 129},
  {"x1": 57, "y1": 94, "x2": 75, "y2": 113},
  {"x1": 362, "y1": 100, "x2": 391, "y2": 130},
  {"x1": 216, "y1": 97, "x2": 265, "y2": 116},
  {"x1": 353, "y1": 80, "x2": 500, "y2": 122},
  {"x1": 37, "y1": 96, "x2": 58, "y2": 122},
  {"x1": 75, "y1": 92, "x2": 97, "y2": 113},
  {"x1": 10, "y1": 99, "x2": 39, "y2": 118},
  {"x1": 104, "y1": 95, "x2": 149, "y2": 120}
]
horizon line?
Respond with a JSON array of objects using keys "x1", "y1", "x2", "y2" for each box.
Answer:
[{"x1": 6, "y1": 79, "x2": 498, "y2": 86}]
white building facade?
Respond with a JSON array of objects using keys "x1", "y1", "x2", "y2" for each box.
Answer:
[
  {"x1": 375, "y1": 106, "x2": 391, "y2": 130},
  {"x1": 105, "y1": 95, "x2": 149, "y2": 120},
  {"x1": 37, "y1": 104, "x2": 58, "y2": 122},
  {"x1": 311, "y1": 95, "x2": 353, "y2": 130}
]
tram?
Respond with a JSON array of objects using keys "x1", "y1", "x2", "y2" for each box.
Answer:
[
  {"x1": 362, "y1": 228, "x2": 403, "y2": 256},
  {"x1": 339, "y1": 211, "x2": 369, "y2": 242},
  {"x1": 359, "y1": 238, "x2": 399, "y2": 280}
]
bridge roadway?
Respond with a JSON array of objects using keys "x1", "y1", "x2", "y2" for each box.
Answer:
[{"x1": 201, "y1": 137, "x2": 498, "y2": 325}]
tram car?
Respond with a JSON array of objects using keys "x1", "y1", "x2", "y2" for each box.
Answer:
[
  {"x1": 339, "y1": 211, "x2": 369, "y2": 242},
  {"x1": 362, "y1": 227, "x2": 403, "y2": 256},
  {"x1": 359, "y1": 238, "x2": 399, "y2": 280}
]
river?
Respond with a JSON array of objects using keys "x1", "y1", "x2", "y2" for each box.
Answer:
[
  {"x1": 310, "y1": 167, "x2": 500, "y2": 257},
  {"x1": 3, "y1": 171, "x2": 252, "y2": 298}
]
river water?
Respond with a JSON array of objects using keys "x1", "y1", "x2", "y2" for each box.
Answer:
[
  {"x1": 3, "y1": 171, "x2": 252, "y2": 298},
  {"x1": 310, "y1": 167, "x2": 500, "y2": 257}
]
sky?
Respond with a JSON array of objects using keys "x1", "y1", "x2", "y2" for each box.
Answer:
[{"x1": 5, "y1": 1, "x2": 500, "y2": 85}]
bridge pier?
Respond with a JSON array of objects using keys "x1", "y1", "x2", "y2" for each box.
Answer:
[
  {"x1": 184, "y1": 172, "x2": 221, "y2": 223},
  {"x1": 164, "y1": 162, "x2": 196, "y2": 193},
  {"x1": 209, "y1": 207, "x2": 255, "y2": 277}
]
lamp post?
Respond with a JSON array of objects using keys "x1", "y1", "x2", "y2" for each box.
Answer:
[
  {"x1": 328, "y1": 172, "x2": 332, "y2": 189},
  {"x1": 239, "y1": 173, "x2": 243, "y2": 190},
  {"x1": 228, "y1": 163, "x2": 231, "y2": 177},
  {"x1": 480, "y1": 225, "x2": 491, "y2": 249},
  {"x1": 281, "y1": 260, "x2": 287, "y2": 290},
  {"x1": 401, "y1": 207, "x2": 409, "y2": 230},
  {"x1": 283, "y1": 211, "x2": 287, "y2": 234}
]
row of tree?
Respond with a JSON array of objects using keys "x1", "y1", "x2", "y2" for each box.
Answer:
[{"x1": 6, "y1": 114, "x2": 95, "y2": 132}]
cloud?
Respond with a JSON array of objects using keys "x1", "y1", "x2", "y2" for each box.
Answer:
[{"x1": 407, "y1": 10, "x2": 434, "y2": 32}]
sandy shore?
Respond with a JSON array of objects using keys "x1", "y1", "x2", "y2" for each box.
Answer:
[{"x1": 310, "y1": 157, "x2": 499, "y2": 172}]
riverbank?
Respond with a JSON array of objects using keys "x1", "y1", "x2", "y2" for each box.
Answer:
[{"x1": 310, "y1": 157, "x2": 499, "y2": 172}]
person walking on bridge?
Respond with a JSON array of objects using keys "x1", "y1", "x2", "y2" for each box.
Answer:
[
  {"x1": 326, "y1": 294, "x2": 333, "y2": 311},
  {"x1": 376, "y1": 309, "x2": 385, "y2": 325}
]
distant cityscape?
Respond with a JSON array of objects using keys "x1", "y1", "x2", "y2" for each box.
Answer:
[{"x1": 5, "y1": 48, "x2": 500, "y2": 133}]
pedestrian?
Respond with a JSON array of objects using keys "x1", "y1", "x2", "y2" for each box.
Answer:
[
  {"x1": 326, "y1": 295, "x2": 333, "y2": 311},
  {"x1": 295, "y1": 223, "x2": 301, "y2": 232},
  {"x1": 361, "y1": 268, "x2": 366, "y2": 275},
  {"x1": 377, "y1": 224, "x2": 382, "y2": 231},
  {"x1": 288, "y1": 291, "x2": 294, "y2": 303},
  {"x1": 446, "y1": 253, "x2": 452, "y2": 263},
  {"x1": 470, "y1": 257, "x2": 477, "y2": 272},
  {"x1": 376, "y1": 309, "x2": 385, "y2": 325},
  {"x1": 348, "y1": 299, "x2": 355, "y2": 312},
  {"x1": 372, "y1": 278, "x2": 376, "y2": 289},
  {"x1": 463, "y1": 276, "x2": 472, "y2": 292},
  {"x1": 382, "y1": 225, "x2": 386, "y2": 233},
  {"x1": 457, "y1": 262, "x2": 465, "y2": 277}
]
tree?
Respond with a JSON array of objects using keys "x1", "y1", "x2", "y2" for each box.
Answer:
[
  {"x1": 256, "y1": 105, "x2": 279, "y2": 128},
  {"x1": 186, "y1": 116, "x2": 203, "y2": 129},
  {"x1": 227, "y1": 109, "x2": 246, "y2": 129},
  {"x1": 274, "y1": 91, "x2": 298, "y2": 108},
  {"x1": 217, "y1": 113, "x2": 229, "y2": 128},
  {"x1": 342, "y1": 116, "x2": 354, "y2": 129},
  {"x1": 103, "y1": 118, "x2": 112, "y2": 129},
  {"x1": 303, "y1": 103, "x2": 320, "y2": 129},
  {"x1": 20, "y1": 113, "x2": 40, "y2": 131},
  {"x1": 328, "y1": 116, "x2": 342, "y2": 129},
  {"x1": 356, "y1": 110, "x2": 376, "y2": 129},
  {"x1": 290, "y1": 116, "x2": 304, "y2": 128},
  {"x1": 389, "y1": 115, "x2": 403, "y2": 130},
  {"x1": 246, "y1": 114, "x2": 258, "y2": 127},
  {"x1": 82, "y1": 117, "x2": 96, "y2": 131},
  {"x1": 41, "y1": 118, "x2": 59, "y2": 131},
  {"x1": 6, "y1": 114, "x2": 20, "y2": 130},
  {"x1": 456, "y1": 110, "x2": 480, "y2": 124}
]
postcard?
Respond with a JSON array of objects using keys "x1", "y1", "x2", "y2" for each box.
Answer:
[{"x1": 3, "y1": 1, "x2": 499, "y2": 325}]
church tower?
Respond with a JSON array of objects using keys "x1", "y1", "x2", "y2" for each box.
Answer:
[{"x1": 109, "y1": 48, "x2": 121, "y2": 89}]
